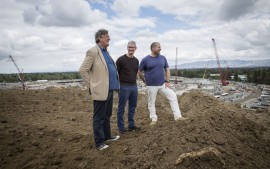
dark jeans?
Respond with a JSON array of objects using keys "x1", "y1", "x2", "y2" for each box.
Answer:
[
  {"x1": 117, "y1": 85, "x2": 138, "y2": 131},
  {"x1": 93, "y1": 90, "x2": 113, "y2": 147}
]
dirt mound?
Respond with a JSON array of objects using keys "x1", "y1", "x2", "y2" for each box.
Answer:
[{"x1": 0, "y1": 88, "x2": 269, "y2": 169}]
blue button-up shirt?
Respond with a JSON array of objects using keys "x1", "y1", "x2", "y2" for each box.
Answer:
[{"x1": 99, "y1": 46, "x2": 119, "y2": 90}]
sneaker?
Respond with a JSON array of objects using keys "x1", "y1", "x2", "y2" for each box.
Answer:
[
  {"x1": 128, "y1": 126, "x2": 141, "y2": 131},
  {"x1": 119, "y1": 130, "x2": 126, "y2": 134},
  {"x1": 106, "y1": 135, "x2": 120, "y2": 142},
  {"x1": 150, "y1": 121, "x2": 157, "y2": 125},
  {"x1": 175, "y1": 117, "x2": 188, "y2": 121},
  {"x1": 97, "y1": 144, "x2": 109, "y2": 150}
]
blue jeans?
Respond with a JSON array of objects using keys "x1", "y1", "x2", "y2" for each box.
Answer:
[
  {"x1": 93, "y1": 90, "x2": 113, "y2": 147},
  {"x1": 117, "y1": 85, "x2": 138, "y2": 131}
]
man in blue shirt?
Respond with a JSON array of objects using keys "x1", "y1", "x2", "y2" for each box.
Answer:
[
  {"x1": 138, "y1": 42, "x2": 187, "y2": 125},
  {"x1": 79, "y1": 29, "x2": 120, "y2": 150}
]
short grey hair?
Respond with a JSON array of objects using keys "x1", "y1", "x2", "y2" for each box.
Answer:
[
  {"x1": 150, "y1": 42, "x2": 159, "y2": 51},
  {"x1": 95, "y1": 29, "x2": 108, "y2": 43},
  {"x1": 127, "y1": 40, "x2": 136, "y2": 47}
]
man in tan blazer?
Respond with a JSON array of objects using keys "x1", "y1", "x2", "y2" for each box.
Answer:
[{"x1": 79, "y1": 29, "x2": 120, "y2": 150}]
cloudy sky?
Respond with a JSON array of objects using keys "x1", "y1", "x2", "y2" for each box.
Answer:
[{"x1": 0, "y1": 0, "x2": 269, "y2": 73}]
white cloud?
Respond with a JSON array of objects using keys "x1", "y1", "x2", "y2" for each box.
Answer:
[
  {"x1": 111, "y1": 0, "x2": 149, "y2": 17},
  {"x1": 218, "y1": 0, "x2": 256, "y2": 21},
  {"x1": 0, "y1": 0, "x2": 269, "y2": 73},
  {"x1": 23, "y1": 6, "x2": 39, "y2": 24},
  {"x1": 22, "y1": 0, "x2": 107, "y2": 27},
  {"x1": 16, "y1": 36, "x2": 44, "y2": 49},
  {"x1": 109, "y1": 16, "x2": 156, "y2": 28}
]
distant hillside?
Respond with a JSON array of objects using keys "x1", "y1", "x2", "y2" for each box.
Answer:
[{"x1": 178, "y1": 59, "x2": 270, "y2": 69}]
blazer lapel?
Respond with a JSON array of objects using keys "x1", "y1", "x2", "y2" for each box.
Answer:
[{"x1": 95, "y1": 45, "x2": 108, "y2": 70}]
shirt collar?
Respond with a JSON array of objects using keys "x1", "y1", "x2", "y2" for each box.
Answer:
[{"x1": 98, "y1": 45, "x2": 107, "y2": 51}]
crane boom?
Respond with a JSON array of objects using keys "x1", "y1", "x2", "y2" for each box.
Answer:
[
  {"x1": 9, "y1": 55, "x2": 26, "y2": 90},
  {"x1": 211, "y1": 38, "x2": 227, "y2": 86},
  {"x1": 174, "y1": 47, "x2": 178, "y2": 84},
  {"x1": 224, "y1": 61, "x2": 230, "y2": 84},
  {"x1": 203, "y1": 61, "x2": 209, "y2": 79}
]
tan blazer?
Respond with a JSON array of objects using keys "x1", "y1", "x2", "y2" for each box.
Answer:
[{"x1": 79, "y1": 45, "x2": 118, "y2": 101}]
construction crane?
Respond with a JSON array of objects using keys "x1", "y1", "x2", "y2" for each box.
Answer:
[
  {"x1": 174, "y1": 47, "x2": 178, "y2": 84},
  {"x1": 203, "y1": 61, "x2": 209, "y2": 79},
  {"x1": 9, "y1": 55, "x2": 26, "y2": 90},
  {"x1": 224, "y1": 61, "x2": 230, "y2": 84},
  {"x1": 211, "y1": 38, "x2": 228, "y2": 86}
]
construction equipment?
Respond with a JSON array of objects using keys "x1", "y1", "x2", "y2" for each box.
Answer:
[
  {"x1": 9, "y1": 55, "x2": 26, "y2": 90},
  {"x1": 211, "y1": 38, "x2": 229, "y2": 86},
  {"x1": 224, "y1": 61, "x2": 230, "y2": 84},
  {"x1": 174, "y1": 47, "x2": 178, "y2": 84},
  {"x1": 203, "y1": 61, "x2": 209, "y2": 79}
]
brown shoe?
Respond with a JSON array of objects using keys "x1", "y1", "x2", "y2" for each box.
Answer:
[
  {"x1": 150, "y1": 121, "x2": 157, "y2": 125},
  {"x1": 175, "y1": 117, "x2": 188, "y2": 121}
]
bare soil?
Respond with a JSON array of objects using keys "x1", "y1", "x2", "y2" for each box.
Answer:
[{"x1": 0, "y1": 87, "x2": 270, "y2": 169}]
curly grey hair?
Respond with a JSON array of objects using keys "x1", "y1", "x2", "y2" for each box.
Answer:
[{"x1": 95, "y1": 29, "x2": 108, "y2": 43}]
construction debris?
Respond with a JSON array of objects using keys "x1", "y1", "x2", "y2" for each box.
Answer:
[{"x1": 175, "y1": 146, "x2": 225, "y2": 168}]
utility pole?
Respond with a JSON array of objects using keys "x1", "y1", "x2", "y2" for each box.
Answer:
[{"x1": 174, "y1": 47, "x2": 178, "y2": 84}]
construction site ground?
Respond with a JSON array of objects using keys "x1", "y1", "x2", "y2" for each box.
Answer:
[{"x1": 1, "y1": 87, "x2": 270, "y2": 169}]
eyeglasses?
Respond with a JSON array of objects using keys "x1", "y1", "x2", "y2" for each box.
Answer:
[{"x1": 128, "y1": 46, "x2": 136, "y2": 49}]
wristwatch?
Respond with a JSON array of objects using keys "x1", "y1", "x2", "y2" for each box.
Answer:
[{"x1": 165, "y1": 80, "x2": 169, "y2": 83}]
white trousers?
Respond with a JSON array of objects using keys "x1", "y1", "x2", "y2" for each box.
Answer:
[{"x1": 146, "y1": 84, "x2": 182, "y2": 121}]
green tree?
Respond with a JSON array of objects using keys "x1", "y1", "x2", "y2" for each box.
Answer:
[
  {"x1": 234, "y1": 70, "x2": 238, "y2": 81},
  {"x1": 247, "y1": 70, "x2": 251, "y2": 82},
  {"x1": 261, "y1": 69, "x2": 266, "y2": 84},
  {"x1": 253, "y1": 70, "x2": 258, "y2": 83}
]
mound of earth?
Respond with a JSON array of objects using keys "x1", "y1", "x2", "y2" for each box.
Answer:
[{"x1": 0, "y1": 87, "x2": 269, "y2": 169}]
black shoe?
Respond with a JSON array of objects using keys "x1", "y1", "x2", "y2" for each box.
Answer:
[
  {"x1": 128, "y1": 126, "x2": 141, "y2": 132},
  {"x1": 119, "y1": 130, "x2": 126, "y2": 134}
]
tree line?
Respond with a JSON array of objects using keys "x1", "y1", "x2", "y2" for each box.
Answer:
[
  {"x1": 0, "y1": 67, "x2": 269, "y2": 85},
  {"x1": 0, "y1": 72, "x2": 81, "y2": 83},
  {"x1": 171, "y1": 67, "x2": 270, "y2": 85}
]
